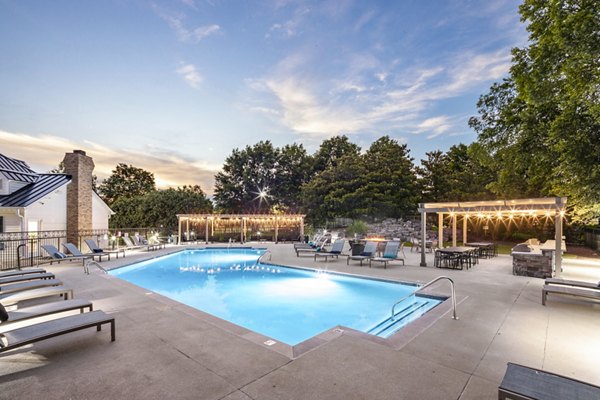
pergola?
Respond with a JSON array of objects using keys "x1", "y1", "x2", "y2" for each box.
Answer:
[
  {"x1": 417, "y1": 197, "x2": 567, "y2": 273},
  {"x1": 176, "y1": 214, "x2": 305, "y2": 244}
]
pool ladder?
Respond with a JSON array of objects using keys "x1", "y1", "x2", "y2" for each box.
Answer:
[
  {"x1": 390, "y1": 276, "x2": 457, "y2": 321},
  {"x1": 257, "y1": 250, "x2": 272, "y2": 264},
  {"x1": 84, "y1": 260, "x2": 108, "y2": 275}
]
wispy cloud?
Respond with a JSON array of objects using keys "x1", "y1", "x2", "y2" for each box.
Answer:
[
  {"x1": 247, "y1": 47, "x2": 512, "y2": 140},
  {"x1": 0, "y1": 130, "x2": 218, "y2": 194},
  {"x1": 266, "y1": 7, "x2": 310, "y2": 38},
  {"x1": 176, "y1": 63, "x2": 203, "y2": 89},
  {"x1": 154, "y1": 6, "x2": 221, "y2": 42}
]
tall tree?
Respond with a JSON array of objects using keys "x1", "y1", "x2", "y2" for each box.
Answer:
[
  {"x1": 362, "y1": 136, "x2": 419, "y2": 218},
  {"x1": 469, "y1": 0, "x2": 600, "y2": 223},
  {"x1": 311, "y1": 135, "x2": 361, "y2": 175},
  {"x1": 276, "y1": 144, "x2": 312, "y2": 212},
  {"x1": 98, "y1": 164, "x2": 155, "y2": 206}
]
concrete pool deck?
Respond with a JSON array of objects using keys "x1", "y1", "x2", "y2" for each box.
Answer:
[{"x1": 0, "y1": 243, "x2": 598, "y2": 399}]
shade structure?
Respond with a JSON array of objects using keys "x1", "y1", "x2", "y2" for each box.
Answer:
[
  {"x1": 417, "y1": 197, "x2": 567, "y2": 274},
  {"x1": 176, "y1": 214, "x2": 305, "y2": 244}
]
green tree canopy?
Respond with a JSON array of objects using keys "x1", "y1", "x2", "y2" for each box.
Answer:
[
  {"x1": 98, "y1": 163, "x2": 156, "y2": 206},
  {"x1": 469, "y1": 0, "x2": 600, "y2": 223},
  {"x1": 311, "y1": 135, "x2": 361, "y2": 174}
]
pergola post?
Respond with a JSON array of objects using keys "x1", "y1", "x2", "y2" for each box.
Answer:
[
  {"x1": 420, "y1": 209, "x2": 427, "y2": 267},
  {"x1": 300, "y1": 217, "x2": 304, "y2": 241},
  {"x1": 452, "y1": 214, "x2": 457, "y2": 247},
  {"x1": 205, "y1": 218, "x2": 209, "y2": 244},
  {"x1": 275, "y1": 217, "x2": 279, "y2": 243},
  {"x1": 555, "y1": 212, "x2": 563, "y2": 277},
  {"x1": 438, "y1": 213, "x2": 443, "y2": 248},
  {"x1": 240, "y1": 218, "x2": 244, "y2": 243},
  {"x1": 463, "y1": 216, "x2": 468, "y2": 245},
  {"x1": 186, "y1": 219, "x2": 190, "y2": 243},
  {"x1": 177, "y1": 216, "x2": 182, "y2": 245}
]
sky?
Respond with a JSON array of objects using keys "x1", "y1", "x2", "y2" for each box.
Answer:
[{"x1": 0, "y1": 0, "x2": 526, "y2": 194}]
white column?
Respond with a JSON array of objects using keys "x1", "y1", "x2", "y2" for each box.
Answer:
[
  {"x1": 438, "y1": 213, "x2": 443, "y2": 248},
  {"x1": 240, "y1": 218, "x2": 244, "y2": 243},
  {"x1": 555, "y1": 212, "x2": 563, "y2": 277},
  {"x1": 275, "y1": 217, "x2": 279, "y2": 243},
  {"x1": 186, "y1": 219, "x2": 190, "y2": 243},
  {"x1": 300, "y1": 217, "x2": 304, "y2": 240},
  {"x1": 452, "y1": 214, "x2": 457, "y2": 247},
  {"x1": 463, "y1": 216, "x2": 468, "y2": 245},
  {"x1": 420, "y1": 211, "x2": 427, "y2": 267},
  {"x1": 205, "y1": 218, "x2": 209, "y2": 244},
  {"x1": 177, "y1": 217, "x2": 182, "y2": 245}
]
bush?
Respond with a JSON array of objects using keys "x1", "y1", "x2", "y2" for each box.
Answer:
[{"x1": 346, "y1": 220, "x2": 368, "y2": 237}]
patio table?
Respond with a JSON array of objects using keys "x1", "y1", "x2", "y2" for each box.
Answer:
[{"x1": 436, "y1": 246, "x2": 478, "y2": 270}]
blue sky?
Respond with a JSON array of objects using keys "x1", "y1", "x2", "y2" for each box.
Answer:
[{"x1": 0, "y1": 0, "x2": 525, "y2": 193}]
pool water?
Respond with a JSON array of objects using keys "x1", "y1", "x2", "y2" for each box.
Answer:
[{"x1": 110, "y1": 248, "x2": 442, "y2": 345}]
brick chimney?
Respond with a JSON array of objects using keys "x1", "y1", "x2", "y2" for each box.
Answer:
[{"x1": 63, "y1": 150, "x2": 95, "y2": 245}]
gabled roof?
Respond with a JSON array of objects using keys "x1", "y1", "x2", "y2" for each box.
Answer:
[
  {"x1": 0, "y1": 153, "x2": 39, "y2": 183},
  {"x1": 0, "y1": 174, "x2": 71, "y2": 207}
]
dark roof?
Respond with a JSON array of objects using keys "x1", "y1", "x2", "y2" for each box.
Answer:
[
  {"x1": 0, "y1": 153, "x2": 39, "y2": 183},
  {"x1": 0, "y1": 174, "x2": 71, "y2": 207}
]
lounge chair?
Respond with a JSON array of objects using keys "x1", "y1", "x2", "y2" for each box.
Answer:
[
  {"x1": 122, "y1": 236, "x2": 142, "y2": 250},
  {"x1": 0, "y1": 310, "x2": 115, "y2": 354},
  {"x1": 542, "y1": 284, "x2": 600, "y2": 305},
  {"x1": 41, "y1": 244, "x2": 89, "y2": 266},
  {"x1": 346, "y1": 241, "x2": 377, "y2": 266},
  {"x1": 0, "y1": 286, "x2": 73, "y2": 307},
  {"x1": 0, "y1": 272, "x2": 55, "y2": 285},
  {"x1": 295, "y1": 237, "x2": 331, "y2": 257},
  {"x1": 84, "y1": 239, "x2": 125, "y2": 260},
  {"x1": 498, "y1": 362, "x2": 600, "y2": 400},
  {"x1": 0, "y1": 278, "x2": 63, "y2": 295},
  {"x1": 314, "y1": 239, "x2": 346, "y2": 262},
  {"x1": 0, "y1": 299, "x2": 92, "y2": 325},
  {"x1": 545, "y1": 278, "x2": 600, "y2": 290},
  {"x1": 0, "y1": 268, "x2": 47, "y2": 279},
  {"x1": 62, "y1": 242, "x2": 107, "y2": 262},
  {"x1": 131, "y1": 236, "x2": 159, "y2": 251},
  {"x1": 369, "y1": 241, "x2": 404, "y2": 268}
]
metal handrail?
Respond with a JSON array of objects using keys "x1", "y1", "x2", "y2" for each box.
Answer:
[
  {"x1": 391, "y1": 276, "x2": 457, "y2": 320},
  {"x1": 84, "y1": 260, "x2": 108, "y2": 275},
  {"x1": 257, "y1": 250, "x2": 272, "y2": 263}
]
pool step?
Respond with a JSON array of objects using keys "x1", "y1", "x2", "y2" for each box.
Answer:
[{"x1": 368, "y1": 300, "x2": 431, "y2": 338}]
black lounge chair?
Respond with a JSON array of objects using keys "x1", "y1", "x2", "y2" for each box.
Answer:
[
  {"x1": 542, "y1": 284, "x2": 600, "y2": 305},
  {"x1": 0, "y1": 268, "x2": 46, "y2": 279},
  {"x1": 346, "y1": 241, "x2": 378, "y2": 266},
  {"x1": 84, "y1": 239, "x2": 125, "y2": 259},
  {"x1": 295, "y1": 237, "x2": 331, "y2": 257},
  {"x1": 314, "y1": 239, "x2": 345, "y2": 261},
  {"x1": 545, "y1": 278, "x2": 600, "y2": 290},
  {"x1": 499, "y1": 362, "x2": 600, "y2": 400},
  {"x1": 0, "y1": 286, "x2": 73, "y2": 307},
  {"x1": 0, "y1": 310, "x2": 115, "y2": 354},
  {"x1": 41, "y1": 244, "x2": 90, "y2": 266},
  {"x1": 0, "y1": 272, "x2": 55, "y2": 285},
  {"x1": 0, "y1": 278, "x2": 63, "y2": 295},
  {"x1": 62, "y1": 242, "x2": 107, "y2": 262},
  {"x1": 0, "y1": 299, "x2": 92, "y2": 325},
  {"x1": 369, "y1": 241, "x2": 404, "y2": 269}
]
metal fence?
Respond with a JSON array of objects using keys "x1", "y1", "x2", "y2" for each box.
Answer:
[
  {"x1": 584, "y1": 228, "x2": 600, "y2": 251},
  {"x1": 0, "y1": 228, "x2": 157, "y2": 271}
]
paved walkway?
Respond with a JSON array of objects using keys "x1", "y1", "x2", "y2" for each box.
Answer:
[{"x1": 0, "y1": 243, "x2": 598, "y2": 399}]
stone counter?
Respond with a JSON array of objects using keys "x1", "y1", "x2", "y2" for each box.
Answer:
[{"x1": 512, "y1": 252, "x2": 553, "y2": 278}]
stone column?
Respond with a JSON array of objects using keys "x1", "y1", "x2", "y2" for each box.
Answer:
[{"x1": 63, "y1": 150, "x2": 94, "y2": 246}]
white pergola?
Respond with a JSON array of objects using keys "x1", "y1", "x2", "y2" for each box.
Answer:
[
  {"x1": 417, "y1": 197, "x2": 567, "y2": 273},
  {"x1": 176, "y1": 214, "x2": 305, "y2": 244}
]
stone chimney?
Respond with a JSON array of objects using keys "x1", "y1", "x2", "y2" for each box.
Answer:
[{"x1": 63, "y1": 150, "x2": 95, "y2": 245}]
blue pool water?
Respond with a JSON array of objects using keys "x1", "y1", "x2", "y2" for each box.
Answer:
[{"x1": 110, "y1": 248, "x2": 442, "y2": 345}]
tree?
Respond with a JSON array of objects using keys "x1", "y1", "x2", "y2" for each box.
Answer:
[
  {"x1": 98, "y1": 164, "x2": 156, "y2": 206},
  {"x1": 311, "y1": 135, "x2": 361, "y2": 175},
  {"x1": 417, "y1": 150, "x2": 451, "y2": 202},
  {"x1": 276, "y1": 144, "x2": 312, "y2": 212},
  {"x1": 469, "y1": 0, "x2": 600, "y2": 223},
  {"x1": 361, "y1": 136, "x2": 419, "y2": 218}
]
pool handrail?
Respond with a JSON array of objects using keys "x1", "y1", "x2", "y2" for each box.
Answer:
[
  {"x1": 257, "y1": 250, "x2": 272, "y2": 264},
  {"x1": 84, "y1": 260, "x2": 108, "y2": 275},
  {"x1": 391, "y1": 276, "x2": 457, "y2": 321}
]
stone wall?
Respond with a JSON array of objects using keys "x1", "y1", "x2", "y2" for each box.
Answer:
[
  {"x1": 63, "y1": 150, "x2": 95, "y2": 245},
  {"x1": 512, "y1": 253, "x2": 553, "y2": 278}
]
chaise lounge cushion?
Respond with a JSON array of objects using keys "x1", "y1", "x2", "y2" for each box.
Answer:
[{"x1": 54, "y1": 252, "x2": 67, "y2": 259}]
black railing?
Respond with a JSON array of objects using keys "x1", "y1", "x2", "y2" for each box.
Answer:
[{"x1": 0, "y1": 228, "x2": 158, "y2": 271}]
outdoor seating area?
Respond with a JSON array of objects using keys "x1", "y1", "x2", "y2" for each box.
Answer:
[{"x1": 0, "y1": 267, "x2": 116, "y2": 355}]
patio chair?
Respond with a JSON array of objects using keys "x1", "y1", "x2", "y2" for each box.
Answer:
[
  {"x1": 0, "y1": 298, "x2": 92, "y2": 325},
  {"x1": 542, "y1": 284, "x2": 600, "y2": 306},
  {"x1": 369, "y1": 241, "x2": 404, "y2": 269},
  {"x1": 0, "y1": 310, "x2": 115, "y2": 354},
  {"x1": 295, "y1": 237, "x2": 330, "y2": 256},
  {"x1": 122, "y1": 236, "x2": 142, "y2": 250},
  {"x1": 346, "y1": 241, "x2": 377, "y2": 266},
  {"x1": 84, "y1": 239, "x2": 126, "y2": 260},
  {"x1": 63, "y1": 242, "x2": 107, "y2": 263},
  {"x1": 314, "y1": 239, "x2": 346, "y2": 262},
  {"x1": 498, "y1": 362, "x2": 600, "y2": 400},
  {"x1": 0, "y1": 268, "x2": 47, "y2": 279},
  {"x1": 545, "y1": 278, "x2": 600, "y2": 290},
  {"x1": 0, "y1": 272, "x2": 55, "y2": 285},
  {"x1": 41, "y1": 244, "x2": 90, "y2": 266},
  {"x1": 0, "y1": 286, "x2": 73, "y2": 307},
  {"x1": 0, "y1": 278, "x2": 64, "y2": 295},
  {"x1": 131, "y1": 236, "x2": 158, "y2": 251}
]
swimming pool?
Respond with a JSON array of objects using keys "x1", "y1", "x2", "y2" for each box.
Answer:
[{"x1": 110, "y1": 248, "x2": 442, "y2": 345}]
